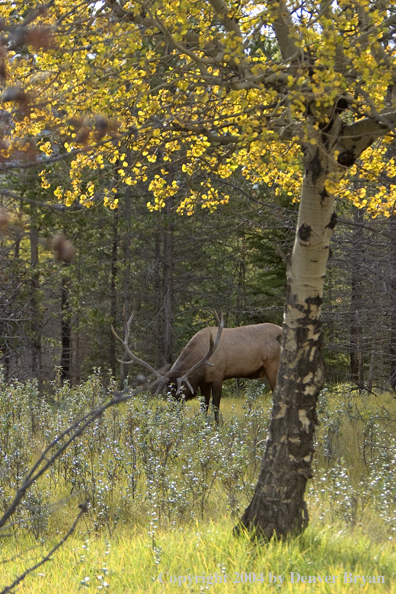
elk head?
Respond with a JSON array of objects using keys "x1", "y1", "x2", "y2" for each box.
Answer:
[{"x1": 111, "y1": 309, "x2": 224, "y2": 398}]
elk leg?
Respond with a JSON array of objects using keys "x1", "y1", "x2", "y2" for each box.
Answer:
[
  {"x1": 200, "y1": 383, "x2": 211, "y2": 415},
  {"x1": 211, "y1": 382, "x2": 223, "y2": 425},
  {"x1": 265, "y1": 362, "x2": 279, "y2": 391}
]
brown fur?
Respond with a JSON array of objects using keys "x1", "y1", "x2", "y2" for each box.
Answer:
[{"x1": 167, "y1": 323, "x2": 282, "y2": 421}]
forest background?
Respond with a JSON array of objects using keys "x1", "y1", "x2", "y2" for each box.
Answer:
[
  {"x1": 2, "y1": 0, "x2": 396, "y2": 589},
  {"x1": 0, "y1": 1, "x2": 395, "y2": 395},
  {"x1": 2, "y1": 0, "x2": 396, "y2": 573},
  {"x1": 2, "y1": 165, "x2": 395, "y2": 395}
]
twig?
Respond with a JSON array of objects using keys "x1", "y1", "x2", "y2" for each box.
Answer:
[
  {"x1": 0, "y1": 384, "x2": 147, "y2": 531},
  {"x1": 0, "y1": 504, "x2": 88, "y2": 594},
  {"x1": 338, "y1": 216, "x2": 394, "y2": 240}
]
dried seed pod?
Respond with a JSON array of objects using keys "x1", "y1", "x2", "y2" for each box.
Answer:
[
  {"x1": 0, "y1": 208, "x2": 10, "y2": 234},
  {"x1": 53, "y1": 232, "x2": 76, "y2": 263},
  {"x1": 95, "y1": 115, "x2": 108, "y2": 140}
]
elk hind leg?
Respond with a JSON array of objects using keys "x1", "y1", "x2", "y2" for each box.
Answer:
[{"x1": 265, "y1": 361, "x2": 279, "y2": 392}]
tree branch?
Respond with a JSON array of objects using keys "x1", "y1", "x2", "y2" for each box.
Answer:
[
  {"x1": 0, "y1": 384, "x2": 147, "y2": 531},
  {"x1": 339, "y1": 111, "x2": 396, "y2": 164},
  {"x1": 0, "y1": 125, "x2": 137, "y2": 172},
  {"x1": 0, "y1": 189, "x2": 84, "y2": 211},
  {"x1": 270, "y1": 0, "x2": 303, "y2": 63},
  {"x1": 0, "y1": 505, "x2": 88, "y2": 594},
  {"x1": 341, "y1": 111, "x2": 396, "y2": 142},
  {"x1": 338, "y1": 216, "x2": 395, "y2": 241},
  {"x1": 207, "y1": 0, "x2": 242, "y2": 37}
]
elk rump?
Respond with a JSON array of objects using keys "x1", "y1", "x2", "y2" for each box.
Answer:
[{"x1": 166, "y1": 323, "x2": 282, "y2": 422}]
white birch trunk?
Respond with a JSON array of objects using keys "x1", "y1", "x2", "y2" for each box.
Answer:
[{"x1": 239, "y1": 136, "x2": 337, "y2": 537}]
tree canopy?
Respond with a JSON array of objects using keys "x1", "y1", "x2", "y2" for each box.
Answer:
[{"x1": 1, "y1": 0, "x2": 396, "y2": 215}]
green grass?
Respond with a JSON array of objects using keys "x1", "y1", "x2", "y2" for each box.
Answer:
[
  {"x1": 1, "y1": 377, "x2": 396, "y2": 592},
  {"x1": 1, "y1": 516, "x2": 395, "y2": 593}
]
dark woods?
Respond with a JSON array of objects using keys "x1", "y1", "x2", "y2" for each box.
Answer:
[{"x1": 0, "y1": 183, "x2": 395, "y2": 394}]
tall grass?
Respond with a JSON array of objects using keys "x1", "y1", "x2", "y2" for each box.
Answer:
[
  {"x1": 0, "y1": 373, "x2": 396, "y2": 591},
  {"x1": 1, "y1": 518, "x2": 395, "y2": 592}
]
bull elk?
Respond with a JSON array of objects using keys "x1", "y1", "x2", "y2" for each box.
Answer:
[{"x1": 112, "y1": 312, "x2": 282, "y2": 423}]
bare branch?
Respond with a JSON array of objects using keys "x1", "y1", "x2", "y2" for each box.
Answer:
[
  {"x1": 339, "y1": 111, "x2": 396, "y2": 164},
  {"x1": 341, "y1": 111, "x2": 396, "y2": 141},
  {"x1": 0, "y1": 125, "x2": 137, "y2": 173},
  {"x1": 0, "y1": 189, "x2": 84, "y2": 212},
  {"x1": 169, "y1": 121, "x2": 239, "y2": 144},
  {"x1": 0, "y1": 384, "x2": 147, "y2": 532},
  {"x1": 270, "y1": 0, "x2": 303, "y2": 63},
  {"x1": 207, "y1": 0, "x2": 242, "y2": 37},
  {"x1": 0, "y1": 504, "x2": 87, "y2": 594},
  {"x1": 338, "y1": 216, "x2": 395, "y2": 241}
]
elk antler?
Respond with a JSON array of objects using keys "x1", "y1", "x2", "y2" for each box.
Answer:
[
  {"x1": 111, "y1": 309, "x2": 165, "y2": 380},
  {"x1": 175, "y1": 310, "x2": 224, "y2": 396}
]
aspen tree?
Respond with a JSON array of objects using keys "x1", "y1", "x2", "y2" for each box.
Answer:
[{"x1": 2, "y1": 0, "x2": 396, "y2": 537}]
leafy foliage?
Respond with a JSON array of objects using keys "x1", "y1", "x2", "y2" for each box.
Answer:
[{"x1": 1, "y1": 1, "x2": 396, "y2": 215}]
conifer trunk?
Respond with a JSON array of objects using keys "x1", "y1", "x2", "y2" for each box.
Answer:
[
  {"x1": 30, "y1": 222, "x2": 42, "y2": 388},
  {"x1": 350, "y1": 207, "x2": 364, "y2": 386},
  {"x1": 162, "y1": 197, "x2": 174, "y2": 365},
  {"x1": 390, "y1": 215, "x2": 396, "y2": 391},
  {"x1": 60, "y1": 266, "x2": 72, "y2": 384},
  {"x1": 239, "y1": 140, "x2": 336, "y2": 538},
  {"x1": 110, "y1": 208, "x2": 119, "y2": 377},
  {"x1": 120, "y1": 185, "x2": 132, "y2": 388}
]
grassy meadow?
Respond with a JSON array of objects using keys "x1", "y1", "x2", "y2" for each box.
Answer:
[{"x1": 1, "y1": 374, "x2": 396, "y2": 592}]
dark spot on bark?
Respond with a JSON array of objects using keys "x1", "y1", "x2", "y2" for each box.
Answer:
[
  {"x1": 299, "y1": 466, "x2": 313, "y2": 479},
  {"x1": 295, "y1": 324, "x2": 308, "y2": 345},
  {"x1": 338, "y1": 148, "x2": 356, "y2": 167},
  {"x1": 308, "y1": 148, "x2": 323, "y2": 183},
  {"x1": 298, "y1": 223, "x2": 312, "y2": 242},
  {"x1": 311, "y1": 259, "x2": 318, "y2": 263},
  {"x1": 319, "y1": 118, "x2": 331, "y2": 131},
  {"x1": 319, "y1": 188, "x2": 328, "y2": 203},
  {"x1": 286, "y1": 280, "x2": 292, "y2": 303},
  {"x1": 306, "y1": 295, "x2": 323, "y2": 308},
  {"x1": 325, "y1": 212, "x2": 337, "y2": 230},
  {"x1": 319, "y1": 119, "x2": 336, "y2": 147},
  {"x1": 288, "y1": 292, "x2": 324, "y2": 326},
  {"x1": 335, "y1": 96, "x2": 349, "y2": 113}
]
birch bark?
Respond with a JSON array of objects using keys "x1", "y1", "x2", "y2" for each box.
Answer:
[{"x1": 240, "y1": 134, "x2": 338, "y2": 537}]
